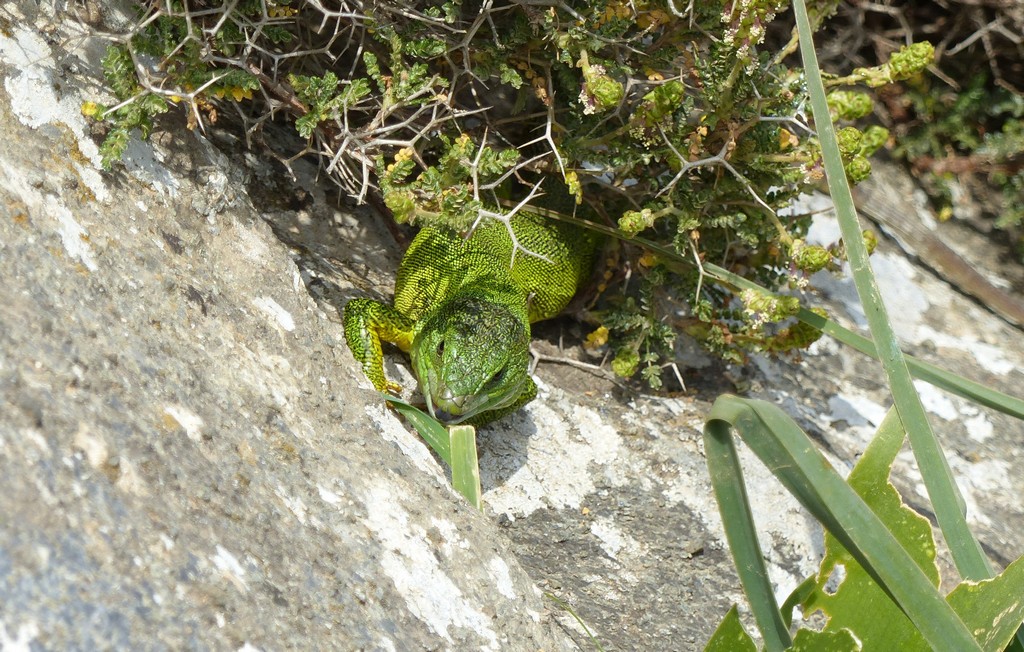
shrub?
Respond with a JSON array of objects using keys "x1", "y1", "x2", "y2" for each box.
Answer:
[{"x1": 87, "y1": 1, "x2": 927, "y2": 387}]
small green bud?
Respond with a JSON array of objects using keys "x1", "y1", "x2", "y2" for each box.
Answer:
[
  {"x1": 790, "y1": 239, "x2": 833, "y2": 274},
  {"x1": 611, "y1": 349, "x2": 640, "y2": 378},
  {"x1": 646, "y1": 81, "x2": 685, "y2": 119},
  {"x1": 363, "y1": 52, "x2": 381, "y2": 80},
  {"x1": 836, "y1": 127, "x2": 863, "y2": 158},
  {"x1": 859, "y1": 125, "x2": 889, "y2": 155},
  {"x1": 498, "y1": 63, "x2": 524, "y2": 90},
  {"x1": 845, "y1": 156, "x2": 872, "y2": 183},
  {"x1": 741, "y1": 289, "x2": 800, "y2": 322},
  {"x1": 384, "y1": 190, "x2": 417, "y2": 223},
  {"x1": 565, "y1": 170, "x2": 583, "y2": 204},
  {"x1": 619, "y1": 208, "x2": 656, "y2": 237},
  {"x1": 81, "y1": 101, "x2": 102, "y2": 117},
  {"x1": 580, "y1": 64, "x2": 624, "y2": 114},
  {"x1": 862, "y1": 229, "x2": 878, "y2": 255},
  {"x1": 888, "y1": 42, "x2": 934, "y2": 81},
  {"x1": 826, "y1": 90, "x2": 873, "y2": 120},
  {"x1": 853, "y1": 42, "x2": 935, "y2": 87}
]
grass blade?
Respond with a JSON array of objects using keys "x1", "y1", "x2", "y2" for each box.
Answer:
[
  {"x1": 449, "y1": 424, "x2": 482, "y2": 510},
  {"x1": 704, "y1": 416, "x2": 791, "y2": 651},
  {"x1": 383, "y1": 394, "x2": 451, "y2": 464},
  {"x1": 792, "y1": 0, "x2": 992, "y2": 582},
  {"x1": 383, "y1": 396, "x2": 484, "y2": 507},
  {"x1": 705, "y1": 395, "x2": 982, "y2": 651}
]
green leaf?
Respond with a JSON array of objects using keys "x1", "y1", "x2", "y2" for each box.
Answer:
[
  {"x1": 790, "y1": 628, "x2": 861, "y2": 651},
  {"x1": 703, "y1": 605, "x2": 757, "y2": 652},
  {"x1": 337, "y1": 78, "x2": 372, "y2": 107},
  {"x1": 449, "y1": 425, "x2": 482, "y2": 510},
  {"x1": 294, "y1": 113, "x2": 321, "y2": 139},
  {"x1": 800, "y1": 408, "x2": 939, "y2": 650},
  {"x1": 99, "y1": 127, "x2": 131, "y2": 170},
  {"x1": 703, "y1": 409, "x2": 791, "y2": 651},
  {"x1": 382, "y1": 394, "x2": 450, "y2": 464},
  {"x1": 794, "y1": 0, "x2": 993, "y2": 584},
  {"x1": 289, "y1": 71, "x2": 340, "y2": 106},
  {"x1": 498, "y1": 63, "x2": 524, "y2": 89},
  {"x1": 947, "y1": 556, "x2": 1024, "y2": 652},
  {"x1": 704, "y1": 395, "x2": 981, "y2": 651}
]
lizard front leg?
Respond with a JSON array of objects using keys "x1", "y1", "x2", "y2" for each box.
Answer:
[{"x1": 343, "y1": 298, "x2": 415, "y2": 393}]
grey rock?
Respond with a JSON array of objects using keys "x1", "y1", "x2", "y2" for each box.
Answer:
[
  {"x1": 3, "y1": 4, "x2": 1023, "y2": 652},
  {"x1": 0, "y1": 8, "x2": 573, "y2": 651}
]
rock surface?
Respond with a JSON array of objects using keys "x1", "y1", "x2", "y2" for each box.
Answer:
[
  {"x1": 2, "y1": 5, "x2": 1023, "y2": 651},
  {"x1": 0, "y1": 8, "x2": 572, "y2": 650}
]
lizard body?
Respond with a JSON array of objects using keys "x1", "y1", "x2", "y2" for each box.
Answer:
[{"x1": 344, "y1": 213, "x2": 598, "y2": 425}]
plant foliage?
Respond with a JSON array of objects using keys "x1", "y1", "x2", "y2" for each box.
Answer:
[
  {"x1": 703, "y1": 399, "x2": 1024, "y2": 651},
  {"x1": 87, "y1": 1, "x2": 931, "y2": 386},
  {"x1": 809, "y1": 0, "x2": 1024, "y2": 255}
]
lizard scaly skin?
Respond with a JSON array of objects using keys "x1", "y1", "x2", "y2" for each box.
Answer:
[{"x1": 344, "y1": 213, "x2": 597, "y2": 425}]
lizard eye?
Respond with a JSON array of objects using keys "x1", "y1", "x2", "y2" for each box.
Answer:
[
  {"x1": 486, "y1": 367, "x2": 506, "y2": 389},
  {"x1": 436, "y1": 340, "x2": 445, "y2": 360}
]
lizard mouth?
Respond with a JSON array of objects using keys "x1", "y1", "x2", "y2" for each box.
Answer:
[
  {"x1": 427, "y1": 385, "x2": 471, "y2": 424},
  {"x1": 422, "y1": 370, "x2": 520, "y2": 425},
  {"x1": 420, "y1": 370, "x2": 472, "y2": 423}
]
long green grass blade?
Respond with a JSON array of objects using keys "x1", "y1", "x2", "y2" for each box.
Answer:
[
  {"x1": 792, "y1": 0, "x2": 992, "y2": 582},
  {"x1": 383, "y1": 394, "x2": 451, "y2": 464},
  {"x1": 705, "y1": 395, "x2": 982, "y2": 651},
  {"x1": 704, "y1": 417, "x2": 791, "y2": 652},
  {"x1": 449, "y1": 425, "x2": 482, "y2": 510},
  {"x1": 383, "y1": 396, "x2": 484, "y2": 507}
]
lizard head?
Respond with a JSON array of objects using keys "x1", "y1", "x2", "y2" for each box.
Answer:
[{"x1": 410, "y1": 296, "x2": 530, "y2": 424}]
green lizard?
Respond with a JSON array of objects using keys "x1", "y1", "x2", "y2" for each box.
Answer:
[{"x1": 344, "y1": 212, "x2": 598, "y2": 425}]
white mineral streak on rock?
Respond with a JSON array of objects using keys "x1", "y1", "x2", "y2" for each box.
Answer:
[
  {"x1": 0, "y1": 620, "x2": 40, "y2": 652},
  {"x1": 366, "y1": 404, "x2": 446, "y2": 482},
  {"x1": 488, "y1": 557, "x2": 517, "y2": 600},
  {"x1": 163, "y1": 405, "x2": 205, "y2": 441},
  {"x1": 963, "y1": 412, "x2": 994, "y2": 443},
  {"x1": 362, "y1": 482, "x2": 500, "y2": 650},
  {"x1": 913, "y1": 379, "x2": 958, "y2": 420},
  {"x1": 590, "y1": 516, "x2": 643, "y2": 561},
  {"x1": 915, "y1": 325, "x2": 1016, "y2": 376},
  {"x1": 825, "y1": 393, "x2": 889, "y2": 427},
  {"x1": 252, "y1": 296, "x2": 296, "y2": 332},
  {"x1": 276, "y1": 487, "x2": 308, "y2": 525},
  {"x1": 212, "y1": 545, "x2": 249, "y2": 593},
  {"x1": 0, "y1": 27, "x2": 109, "y2": 201},
  {"x1": 51, "y1": 197, "x2": 98, "y2": 271},
  {"x1": 483, "y1": 403, "x2": 621, "y2": 517}
]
